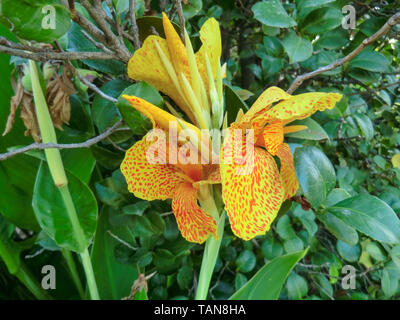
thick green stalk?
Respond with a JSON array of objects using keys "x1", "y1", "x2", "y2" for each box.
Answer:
[
  {"x1": 195, "y1": 194, "x2": 225, "y2": 300},
  {"x1": 29, "y1": 60, "x2": 100, "y2": 300},
  {"x1": 61, "y1": 249, "x2": 85, "y2": 299}
]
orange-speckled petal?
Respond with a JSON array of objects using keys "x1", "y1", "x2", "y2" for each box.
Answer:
[
  {"x1": 127, "y1": 35, "x2": 195, "y2": 122},
  {"x1": 162, "y1": 13, "x2": 192, "y2": 86},
  {"x1": 220, "y1": 131, "x2": 285, "y2": 240},
  {"x1": 122, "y1": 95, "x2": 201, "y2": 137},
  {"x1": 121, "y1": 132, "x2": 186, "y2": 201},
  {"x1": 276, "y1": 143, "x2": 299, "y2": 199},
  {"x1": 172, "y1": 182, "x2": 217, "y2": 243},
  {"x1": 193, "y1": 164, "x2": 221, "y2": 187},
  {"x1": 266, "y1": 92, "x2": 343, "y2": 124},
  {"x1": 238, "y1": 86, "x2": 292, "y2": 128},
  {"x1": 261, "y1": 121, "x2": 284, "y2": 156}
]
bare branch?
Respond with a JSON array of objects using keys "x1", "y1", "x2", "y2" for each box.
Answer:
[
  {"x1": 0, "y1": 121, "x2": 128, "y2": 161},
  {"x1": 175, "y1": 0, "x2": 186, "y2": 43},
  {"x1": 129, "y1": 0, "x2": 141, "y2": 50},
  {"x1": 0, "y1": 45, "x2": 116, "y2": 62},
  {"x1": 287, "y1": 11, "x2": 400, "y2": 94},
  {"x1": 81, "y1": 0, "x2": 131, "y2": 62}
]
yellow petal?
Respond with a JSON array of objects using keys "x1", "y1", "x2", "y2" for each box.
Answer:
[
  {"x1": 195, "y1": 18, "x2": 222, "y2": 86},
  {"x1": 127, "y1": 35, "x2": 195, "y2": 122},
  {"x1": 220, "y1": 130, "x2": 285, "y2": 240},
  {"x1": 120, "y1": 132, "x2": 186, "y2": 200},
  {"x1": 265, "y1": 92, "x2": 343, "y2": 124},
  {"x1": 239, "y1": 86, "x2": 292, "y2": 129},
  {"x1": 261, "y1": 121, "x2": 284, "y2": 156},
  {"x1": 193, "y1": 164, "x2": 221, "y2": 187},
  {"x1": 276, "y1": 143, "x2": 299, "y2": 199},
  {"x1": 162, "y1": 13, "x2": 192, "y2": 89},
  {"x1": 172, "y1": 182, "x2": 217, "y2": 243},
  {"x1": 283, "y1": 125, "x2": 308, "y2": 134},
  {"x1": 122, "y1": 95, "x2": 201, "y2": 137}
]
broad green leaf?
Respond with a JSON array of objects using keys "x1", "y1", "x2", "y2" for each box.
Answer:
[
  {"x1": 122, "y1": 201, "x2": 150, "y2": 216},
  {"x1": 182, "y1": 0, "x2": 202, "y2": 19},
  {"x1": 301, "y1": 8, "x2": 342, "y2": 35},
  {"x1": 286, "y1": 272, "x2": 308, "y2": 300},
  {"x1": 0, "y1": 0, "x2": 71, "y2": 42},
  {"x1": 117, "y1": 81, "x2": 163, "y2": 135},
  {"x1": 294, "y1": 146, "x2": 336, "y2": 208},
  {"x1": 32, "y1": 162, "x2": 97, "y2": 252},
  {"x1": 318, "y1": 212, "x2": 359, "y2": 245},
  {"x1": 0, "y1": 215, "x2": 20, "y2": 274},
  {"x1": 236, "y1": 250, "x2": 256, "y2": 273},
  {"x1": 262, "y1": 238, "x2": 284, "y2": 260},
  {"x1": 282, "y1": 31, "x2": 313, "y2": 64},
  {"x1": 68, "y1": 22, "x2": 125, "y2": 75},
  {"x1": 352, "y1": 113, "x2": 374, "y2": 141},
  {"x1": 252, "y1": 1, "x2": 297, "y2": 28},
  {"x1": 349, "y1": 50, "x2": 390, "y2": 73},
  {"x1": 91, "y1": 206, "x2": 138, "y2": 300},
  {"x1": 365, "y1": 242, "x2": 386, "y2": 261},
  {"x1": 230, "y1": 249, "x2": 308, "y2": 300},
  {"x1": 0, "y1": 25, "x2": 39, "y2": 230},
  {"x1": 285, "y1": 118, "x2": 329, "y2": 140},
  {"x1": 177, "y1": 266, "x2": 193, "y2": 290},
  {"x1": 328, "y1": 194, "x2": 400, "y2": 244},
  {"x1": 336, "y1": 240, "x2": 361, "y2": 262},
  {"x1": 315, "y1": 28, "x2": 349, "y2": 50}
]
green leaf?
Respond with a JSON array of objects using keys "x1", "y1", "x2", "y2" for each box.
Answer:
[
  {"x1": 68, "y1": 22, "x2": 125, "y2": 75},
  {"x1": 262, "y1": 238, "x2": 284, "y2": 260},
  {"x1": 92, "y1": 79, "x2": 131, "y2": 133},
  {"x1": 122, "y1": 201, "x2": 150, "y2": 216},
  {"x1": 177, "y1": 265, "x2": 193, "y2": 290},
  {"x1": 318, "y1": 212, "x2": 359, "y2": 245},
  {"x1": 365, "y1": 242, "x2": 386, "y2": 261},
  {"x1": 32, "y1": 162, "x2": 97, "y2": 252},
  {"x1": 349, "y1": 50, "x2": 390, "y2": 73},
  {"x1": 0, "y1": 215, "x2": 21, "y2": 274},
  {"x1": 236, "y1": 250, "x2": 256, "y2": 273},
  {"x1": 225, "y1": 84, "x2": 248, "y2": 124},
  {"x1": 286, "y1": 272, "x2": 308, "y2": 300},
  {"x1": 136, "y1": 16, "x2": 180, "y2": 43},
  {"x1": 328, "y1": 194, "x2": 400, "y2": 244},
  {"x1": 294, "y1": 146, "x2": 336, "y2": 208},
  {"x1": 301, "y1": 8, "x2": 342, "y2": 35},
  {"x1": 117, "y1": 81, "x2": 163, "y2": 135},
  {"x1": 0, "y1": 26, "x2": 40, "y2": 230},
  {"x1": 0, "y1": 0, "x2": 71, "y2": 42},
  {"x1": 230, "y1": 249, "x2": 308, "y2": 300},
  {"x1": 91, "y1": 206, "x2": 138, "y2": 300},
  {"x1": 282, "y1": 31, "x2": 313, "y2": 64},
  {"x1": 336, "y1": 240, "x2": 361, "y2": 262},
  {"x1": 353, "y1": 113, "x2": 374, "y2": 141},
  {"x1": 315, "y1": 28, "x2": 349, "y2": 50},
  {"x1": 252, "y1": 1, "x2": 297, "y2": 28},
  {"x1": 182, "y1": 0, "x2": 202, "y2": 19},
  {"x1": 285, "y1": 118, "x2": 329, "y2": 140}
]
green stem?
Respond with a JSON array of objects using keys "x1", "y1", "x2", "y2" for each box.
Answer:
[
  {"x1": 16, "y1": 263, "x2": 52, "y2": 300},
  {"x1": 195, "y1": 195, "x2": 225, "y2": 300},
  {"x1": 61, "y1": 249, "x2": 85, "y2": 299},
  {"x1": 58, "y1": 185, "x2": 100, "y2": 300},
  {"x1": 80, "y1": 248, "x2": 100, "y2": 300},
  {"x1": 29, "y1": 60, "x2": 100, "y2": 300}
]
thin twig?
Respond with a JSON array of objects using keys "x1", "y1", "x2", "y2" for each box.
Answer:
[
  {"x1": 0, "y1": 45, "x2": 116, "y2": 62},
  {"x1": 175, "y1": 0, "x2": 186, "y2": 43},
  {"x1": 287, "y1": 11, "x2": 400, "y2": 94},
  {"x1": 0, "y1": 121, "x2": 127, "y2": 161},
  {"x1": 129, "y1": 0, "x2": 141, "y2": 50}
]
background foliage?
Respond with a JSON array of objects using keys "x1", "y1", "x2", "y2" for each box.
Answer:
[{"x1": 0, "y1": 0, "x2": 400, "y2": 300}]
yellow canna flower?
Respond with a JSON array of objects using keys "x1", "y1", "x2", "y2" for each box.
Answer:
[
  {"x1": 127, "y1": 13, "x2": 223, "y2": 130},
  {"x1": 221, "y1": 87, "x2": 343, "y2": 240},
  {"x1": 120, "y1": 95, "x2": 221, "y2": 244}
]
